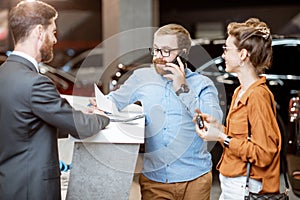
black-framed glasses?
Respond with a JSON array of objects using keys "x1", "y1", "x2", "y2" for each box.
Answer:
[
  {"x1": 149, "y1": 47, "x2": 181, "y2": 57},
  {"x1": 222, "y1": 45, "x2": 239, "y2": 53}
]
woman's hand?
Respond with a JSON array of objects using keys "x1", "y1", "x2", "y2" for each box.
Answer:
[{"x1": 193, "y1": 109, "x2": 226, "y2": 141}]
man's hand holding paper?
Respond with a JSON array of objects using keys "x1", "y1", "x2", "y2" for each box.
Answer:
[
  {"x1": 94, "y1": 84, "x2": 120, "y2": 115},
  {"x1": 92, "y1": 84, "x2": 144, "y2": 123}
]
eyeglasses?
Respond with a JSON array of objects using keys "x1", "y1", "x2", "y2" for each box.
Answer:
[
  {"x1": 149, "y1": 47, "x2": 181, "y2": 57},
  {"x1": 222, "y1": 45, "x2": 239, "y2": 53}
]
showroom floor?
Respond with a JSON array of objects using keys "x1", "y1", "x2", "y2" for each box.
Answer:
[{"x1": 58, "y1": 139, "x2": 299, "y2": 200}]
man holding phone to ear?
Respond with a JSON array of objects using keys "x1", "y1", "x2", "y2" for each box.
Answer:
[{"x1": 107, "y1": 24, "x2": 223, "y2": 199}]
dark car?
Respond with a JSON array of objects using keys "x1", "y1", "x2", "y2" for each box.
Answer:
[
  {"x1": 60, "y1": 48, "x2": 104, "y2": 86},
  {"x1": 287, "y1": 94, "x2": 300, "y2": 197},
  {"x1": 39, "y1": 63, "x2": 98, "y2": 96},
  {"x1": 59, "y1": 47, "x2": 152, "y2": 93},
  {"x1": 289, "y1": 95, "x2": 300, "y2": 155}
]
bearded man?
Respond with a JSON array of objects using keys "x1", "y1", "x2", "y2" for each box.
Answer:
[
  {"x1": 106, "y1": 24, "x2": 223, "y2": 200},
  {"x1": 0, "y1": 1, "x2": 109, "y2": 199}
]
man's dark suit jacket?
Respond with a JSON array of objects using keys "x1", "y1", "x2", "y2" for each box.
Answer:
[{"x1": 0, "y1": 55, "x2": 110, "y2": 199}]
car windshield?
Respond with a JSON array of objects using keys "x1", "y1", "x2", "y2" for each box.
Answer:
[{"x1": 266, "y1": 43, "x2": 300, "y2": 76}]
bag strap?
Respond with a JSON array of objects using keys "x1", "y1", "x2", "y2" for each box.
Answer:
[
  {"x1": 280, "y1": 137, "x2": 290, "y2": 193},
  {"x1": 245, "y1": 119, "x2": 252, "y2": 197},
  {"x1": 245, "y1": 118, "x2": 290, "y2": 196}
]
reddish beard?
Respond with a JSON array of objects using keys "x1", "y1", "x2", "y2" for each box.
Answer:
[
  {"x1": 40, "y1": 34, "x2": 54, "y2": 63},
  {"x1": 153, "y1": 58, "x2": 168, "y2": 75}
]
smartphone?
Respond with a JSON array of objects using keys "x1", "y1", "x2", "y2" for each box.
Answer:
[
  {"x1": 196, "y1": 114, "x2": 204, "y2": 129},
  {"x1": 172, "y1": 56, "x2": 187, "y2": 66},
  {"x1": 165, "y1": 56, "x2": 187, "y2": 74}
]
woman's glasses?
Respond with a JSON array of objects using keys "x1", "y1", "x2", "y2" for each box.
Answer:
[{"x1": 222, "y1": 45, "x2": 239, "y2": 53}]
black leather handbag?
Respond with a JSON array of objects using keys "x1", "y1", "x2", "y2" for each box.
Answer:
[
  {"x1": 246, "y1": 192, "x2": 288, "y2": 200},
  {"x1": 244, "y1": 119, "x2": 289, "y2": 200}
]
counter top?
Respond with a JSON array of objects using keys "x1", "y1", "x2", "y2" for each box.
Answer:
[{"x1": 61, "y1": 95, "x2": 145, "y2": 144}]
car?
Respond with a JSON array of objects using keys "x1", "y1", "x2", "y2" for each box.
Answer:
[
  {"x1": 287, "y1": 94, "x2": 300, "y2": 197},
  {"x1": 289, "y1": 95, "x2": 300, "y2": 155},
  {"x1": 59, "y1": 47, "x2": 152, "y2": 93},
  {"x1": 39, "y1": 63, "x2": 98, "y2": 96},
  {"x1": 60, "y1": 48, "x2": 104, "y2": 85}
]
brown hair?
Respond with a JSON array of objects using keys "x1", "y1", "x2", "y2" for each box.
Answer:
[
  {"x1": 154, "y1": 24, "x2": 192, "y2": 54},
  {"x1": 227, "y1": 18, "x2": 272, "y2": 74},
  {"x1": 8, "y1": 1, "x2": 57, "y2": 44}
]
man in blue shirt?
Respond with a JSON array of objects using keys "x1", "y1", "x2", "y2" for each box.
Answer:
[{"x1": 108, "y1": 24, "x2": 223, "y2": 199}]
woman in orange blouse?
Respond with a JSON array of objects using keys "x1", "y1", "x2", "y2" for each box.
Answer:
[{"x1": 194, "y1": 18, "x2": 281, "y2": 199}]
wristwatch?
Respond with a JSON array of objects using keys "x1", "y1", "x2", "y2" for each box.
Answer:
[
  {"x1": 175, "y1": 84, "x2": 190, "y2": 96},
  {"x1": 224, "y1": 136, "x2": 232, "y2": 148}
]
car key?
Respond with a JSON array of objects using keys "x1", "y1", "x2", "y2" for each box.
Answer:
[{"x1": 196, "y1": 114, "x2": 204, "y2": 129}]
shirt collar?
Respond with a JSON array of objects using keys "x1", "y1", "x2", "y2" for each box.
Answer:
[
  {"x1": 10, "y1": 51, "x2": 39, "y2": 72},
  {"x1": 237, "y1": 76, "x2": 267, "y2": 105}
]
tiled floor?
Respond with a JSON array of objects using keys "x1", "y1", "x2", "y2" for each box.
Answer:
[{"x1": 58, "y1": 139, "x2": 299, "y2": 200}]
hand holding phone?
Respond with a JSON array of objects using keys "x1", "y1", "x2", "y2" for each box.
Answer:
[
  {"x1": 172, "y1": 56, "x2": 187, "y2": 66},
  {"x1": 165, "y1": 56, "x2": 187, "y2": 74}
]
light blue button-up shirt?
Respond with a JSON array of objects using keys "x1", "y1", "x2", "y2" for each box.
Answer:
[{"x1": 108, "y1": 66, "x2": 223, "y2": 183}]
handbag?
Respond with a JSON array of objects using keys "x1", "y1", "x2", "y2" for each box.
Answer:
[{"x1": 244, "y1": 119, "x2": 289, "y2": 200}]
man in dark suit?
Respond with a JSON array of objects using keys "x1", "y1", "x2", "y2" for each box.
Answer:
[{"x1": 0, "y1": 1, "x2": 110, "y2": 199}]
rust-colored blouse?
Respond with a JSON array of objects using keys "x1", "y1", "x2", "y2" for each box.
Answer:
[{"x1": 217, "y1": 76, "x2": 281, "y2": 193}]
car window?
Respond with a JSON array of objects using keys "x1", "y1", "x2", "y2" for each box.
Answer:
[
  {"x1": 78, "y1": 54, "x2": 103, "y2": 69},
  {"x1": 72, "y1": 59, "x2": 84, "y2": 70},
  {"x1": 61, "y1": 48, "x2": 104, "y2": 74},
  {"x1": 266, "y1": 44, "x2": 300, "y2": 76}
]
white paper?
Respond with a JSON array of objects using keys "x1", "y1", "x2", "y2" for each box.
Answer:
[
  {"x1": 94, "y1": 84, "x2": 146, "y2": 122},
  {"x1": 60, "y1": 94, "x2": 145, "y2": 143},
  {"x1": 94, "y1": 83, "x2": 119, "y2": 115}
]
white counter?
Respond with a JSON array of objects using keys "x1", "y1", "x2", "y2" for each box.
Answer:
[{"x1": 61, "y1": 95, "x2": 145, "y2": 144}]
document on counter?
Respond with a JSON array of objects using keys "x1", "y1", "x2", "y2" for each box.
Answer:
[
  {"x1": 61, "y1": 93, "x2": 145, "y2": 143},
  {"x1": 94, "y1": 84, "x2": 144, "y2": 122},
  {"x1": 94, "y1": 83, "x2": 118, "y2": 115}
]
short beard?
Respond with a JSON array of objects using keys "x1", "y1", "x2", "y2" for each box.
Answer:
[
  {"x1": 40, "y1": 34, "x2": 54, "y2": 63},
  {"x1": 153, "y1": 58, "x2": 167, "y2": 75}
]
